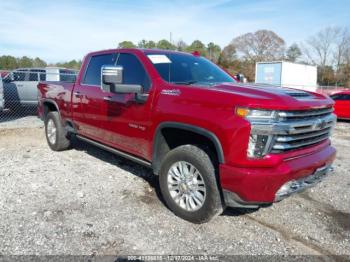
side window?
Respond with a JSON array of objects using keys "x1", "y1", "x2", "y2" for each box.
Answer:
[
  {"x1": 331, "y1": 94, "x2": 341, "y2": 100},
  {"x1": 29, "y1": 69, "x2": 45, "y2": 81},
  {"x1": 38, "y1": 70, "x2": 46, "y2": 81},
  {"x1": 40, "y1": 73, "x2": 46, "y2": 81},
  {"x1": 59, "y1": 69, "x2": 77, "y2": 82},
  {"x1": 331, "y1": 94, "x2": 349, "y2": 101},
  {"x1": 12, "y1": 72, "x2": 26, "y2": 81},
  {"x1": 29, "y1": 73, "x2": 38, "y2": 81},
  {"x1": 117, "y1": 53, "x2": 151, "y2": 92},
  {"x1": 344, "y1": 94, "x2": 350, "y2": 101},
  {"x1": 330, "y1": 94, "x2": 338, "y2": 100},
  {"x1": 83, "y1": 54, "x2": 117, "y2": 85}
]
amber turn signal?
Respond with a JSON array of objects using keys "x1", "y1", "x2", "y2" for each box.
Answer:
[{"x1": 235, "y1": 107, "x2": 249, "y2": 118}]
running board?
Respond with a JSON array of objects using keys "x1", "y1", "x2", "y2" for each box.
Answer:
[{"x1": 76, "y1": 135, "x2": 152, "y2": 168}]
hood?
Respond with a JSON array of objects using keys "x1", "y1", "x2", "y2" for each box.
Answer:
[{"x1": 203, "y1": 82, "x2": 334, "y2": 110}]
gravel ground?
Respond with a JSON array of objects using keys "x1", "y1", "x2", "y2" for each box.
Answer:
[
  {"x1": 0, "y1": 110, "x2": 41, "y2": 129},
  {"x1": 0, "y1": 119, "x2": 349, "y2": 258}
]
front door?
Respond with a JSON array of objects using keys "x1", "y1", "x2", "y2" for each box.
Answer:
[{"x1": 100, "y1": 52, "x2": 153, "y2": 159}]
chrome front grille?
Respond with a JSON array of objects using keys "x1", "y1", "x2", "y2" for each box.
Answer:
[
  {"x1": 277, "y1": 107, "x2": 334, "y2": 121},
  {"x1": 250, "y1": 107, "x2": 336, "y2": 155},
  {"x1": 271, "y1": 107, "x2": 336, "y2": 153}
]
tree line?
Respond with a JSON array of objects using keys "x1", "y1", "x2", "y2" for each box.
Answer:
[
  {"x1": 0, "y1": 56, "x2": 82, "y2": 71},
  {"x1": 0, "y1": 26, "x2": 349, "y2": 87}
]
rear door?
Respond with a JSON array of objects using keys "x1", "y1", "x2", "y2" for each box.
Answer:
[{"x1": 72, "y1": 53, "x2": 117, "y2": 141}]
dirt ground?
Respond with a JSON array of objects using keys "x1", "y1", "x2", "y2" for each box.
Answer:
[{"x1": 0, "y1": 117, "x2": 349, "y2": 258}]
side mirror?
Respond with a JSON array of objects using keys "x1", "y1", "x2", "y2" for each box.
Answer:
[
  {"x1": 101, "y1": 65, "x2": 143, "y2": 94},
  {"x1": 102, "y1": 65, "x2": 123, "y2": 85}
]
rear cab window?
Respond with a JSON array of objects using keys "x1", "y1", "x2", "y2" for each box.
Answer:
[{"x1": 59, "y1": 69, "x2": 77, "y2": 82}]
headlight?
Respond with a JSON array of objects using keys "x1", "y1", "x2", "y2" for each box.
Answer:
[
  {"x1": 236, "y1": 107, "x2": 276, "y2": 158},
  {"x1": 235, "y1": 107, "x2": 277, "y2": 121}
]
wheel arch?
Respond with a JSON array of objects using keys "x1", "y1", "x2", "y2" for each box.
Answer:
[
  {"x1": 152, "y1": 122, "x2": 225, "y2": 175},
  {"x1": 42, "y1": 99, "x2": 60, "y2": 119}
]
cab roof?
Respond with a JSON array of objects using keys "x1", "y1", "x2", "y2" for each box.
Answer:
[{"x1": 87, "y1": 48, "x2": 194, "y2": 57}]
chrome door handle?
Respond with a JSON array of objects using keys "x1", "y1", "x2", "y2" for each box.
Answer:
[
  {"x1": 73, "y1": 91, "x2": 81, "y2": 97},
  {"x1": 103, "y1": 96, "x2": 112, "y2": 101}
]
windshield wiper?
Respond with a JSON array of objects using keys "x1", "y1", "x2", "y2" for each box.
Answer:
[{"x1": 171, "y1": 80, "x2": 198, "y2": 85}]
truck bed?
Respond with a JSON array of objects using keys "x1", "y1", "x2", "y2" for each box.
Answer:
[{"x1": 37, "y1": 81, "x2": 75, "y2": 122}]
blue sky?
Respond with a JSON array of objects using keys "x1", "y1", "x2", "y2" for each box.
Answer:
[{"x1": 0, "y1": 0, "x2": 349, "y2": 63}]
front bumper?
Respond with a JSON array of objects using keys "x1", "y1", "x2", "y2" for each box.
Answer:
[
  {"x1": 274, "y1": 164, "x2": 333, "y2": 202},
  {"x1": 220, "y1": 144, "x2": 336, "y2": 208}
]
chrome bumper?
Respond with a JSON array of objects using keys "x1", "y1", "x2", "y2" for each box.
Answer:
[{"x1": 274, "y1": 165, "x2": 334, "y2": 202}]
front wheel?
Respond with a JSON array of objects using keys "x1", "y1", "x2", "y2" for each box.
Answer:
[
  {"x1": 159, "y1": 145, "x2": 223, "y2": 223},
  {"x1": 45, "y1": 111, "x2": 71, "y2": 151}
]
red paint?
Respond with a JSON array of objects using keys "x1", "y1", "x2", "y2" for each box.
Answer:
[
  {"x1": 331, "y1": 91, "x2": 350, "y2": 120},
  {"x1": 38, "y1": 48, "x2": 336, "y2": 204}
]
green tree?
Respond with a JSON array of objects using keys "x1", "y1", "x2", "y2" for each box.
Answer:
[
  {"x1": 207, "y1": 42, "x2": 221, "y2": 62},
  {"x1": 186, "y1": 40, "x2": 207, "y2": 56},
  {"x1": 218, "y1": 45, "x2": 237, "y2": 68},
  {"x1": 55, "y1": 60, "x2": 82, "y2": 70},
  {"x1": 156, "y1": 39, "x2": 176, "y2": 50},
  {"x1": 145, "y1": 40, "x2": 157, "y2": 49},
  {"x1": 138, "y1": 39, "x2": 148, "y2": 48},
  {"x1": 118, "y1": 41, "x2": 136, "y2": 48},
  {"x1": 138, "y1": 39, "x2": 156, "y2": 49},
  {"x1": 33, "y1": 57, "x2": 47, "y2": 67},
  {"x1": 0, "y1": 55, "x2": 18, "y2": 70},
  {"x1": 18, "y1": 56, "x2": 33, "y2": 68},
  {"x1": 286, "y1": 43, "x2": 302, "y2": 62}
]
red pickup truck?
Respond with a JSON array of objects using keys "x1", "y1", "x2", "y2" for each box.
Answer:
[{"x1": 38, "y1": 48, "x2": 336, "y2": 223}]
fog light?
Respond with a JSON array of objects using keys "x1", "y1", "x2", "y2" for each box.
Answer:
[{"x1": 247, "y1": 134, "x2": 271, "y2": 158}]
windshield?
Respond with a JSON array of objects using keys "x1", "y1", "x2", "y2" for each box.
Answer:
[{"x1": 147, "y1": 53, "x2": 236, "y2": 86}]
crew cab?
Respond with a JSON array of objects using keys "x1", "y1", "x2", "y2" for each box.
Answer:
[{"x1": 38, "y1": 48, "x2": 336, "y2": 223}]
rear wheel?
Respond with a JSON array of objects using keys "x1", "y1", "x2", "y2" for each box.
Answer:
[
  {"x1": 45, "y1": 111, "x2": 71, "y2": 151},
  {"x1": 159, "y1": 145, "x2": 223, "y2": 223}
]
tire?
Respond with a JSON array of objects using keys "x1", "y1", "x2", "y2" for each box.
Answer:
[
  {"x1": 159, "y1": 145, "x2": 223, "y2": 223},
  {"x1": 45, "y1": 111, "x2": 71, "y2": 151}
]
